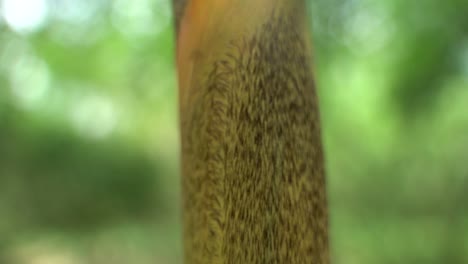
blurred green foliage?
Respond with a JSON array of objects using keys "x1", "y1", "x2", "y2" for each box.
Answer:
[{"x1": 0, "y1": 0, "x2": 467, "y2": 263}]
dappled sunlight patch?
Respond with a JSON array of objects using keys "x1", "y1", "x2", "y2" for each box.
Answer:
[
  {"x1": 341, "y1": 1, "x2": 395, "y2": 55},
  {"x1": 111, "y1": 0, "x2": 171, "y2": 39},
  {"x1": 9, "y1": 53, "x2": 52, "y2": 110},
  {"x1": 325, "y1": 55, "x2": 397, "y2": 162},
  {"x1": 0, "y1": 3, "x2": 3, "y2": 26},
  {"x1": 0, "y1": 36, "x2": 52, "y2": 109},
  {"x1": 4, "y1": 223, "x2": 182, "y2": 264},
  {"x1": 47, "y1": 0, "x2": 106, "y2": 46},
  {"x1": 70, "y1": 93, "x2": 118, "y2": 140},
  {"x1": 7, "y1": 237, "x2": 83, "y2": 264},
  {"x1": 50, "y1": 0, "x2": 102, "y2": 25},
  {"x1": 1, "y1": 0, "x2": 49, "y2": 34}
]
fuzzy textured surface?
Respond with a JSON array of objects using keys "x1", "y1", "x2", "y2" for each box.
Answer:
[{"x1": 177, "y1": 2, "x2": 329, "y2": 263}]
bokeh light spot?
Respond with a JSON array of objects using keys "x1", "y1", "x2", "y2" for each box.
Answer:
[
  {"x1": 10, "y1": 57, "x2": 51, "y2": 109},
  {"x1": 1, "y1": 0, "x2": 49, "y2": 34},
  {"x1": 70, "y1": 94, "x2": 118, "y2": 140},
  {"x1": 111, "y1": 0, "x2": 170, "y2": 39}
]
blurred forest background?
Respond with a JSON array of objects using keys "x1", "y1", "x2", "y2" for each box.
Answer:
[{"x1": 0, "y1": 0, "x2": 467, "y2": 263}]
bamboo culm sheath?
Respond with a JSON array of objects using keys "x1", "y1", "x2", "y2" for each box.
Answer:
[{"x1": 172, "y1": 1, "x2": 330, "y2": 263}]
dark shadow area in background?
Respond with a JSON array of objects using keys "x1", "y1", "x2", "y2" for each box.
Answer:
[{"x1": 0, "y1": 103, "x2": 164, "y2": 233}]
